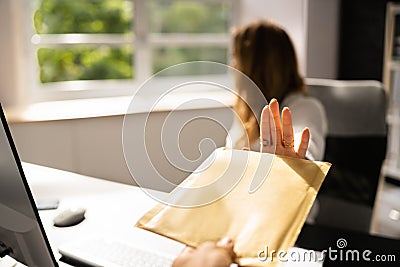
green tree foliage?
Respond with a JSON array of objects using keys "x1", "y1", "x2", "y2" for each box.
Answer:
[
  {"x1": 38, "y1": 46, "x2": 133, "y2": 83},
  {"x1": 150, "y1": 1, "x2": 229, "y2": 33},
  {"x1": 153, "y1": 47, "x2": 227, "y2": 75},
  {"x1": 34, "y1": 0, "x2": 132, "y2": 34},
  {"x1": 35, "y1": 0, "x2": 133, "y2": 83},
  {"x1": 150, "y1": 1, "x2": 229, "y2": 75},
  {"x1": 34, "y1": 0, "x2": 229, "y2": 83}
]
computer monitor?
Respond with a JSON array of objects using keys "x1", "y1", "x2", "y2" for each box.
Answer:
[{"x1": 0, "y1": 103, "x2": 58, "y2": 266}]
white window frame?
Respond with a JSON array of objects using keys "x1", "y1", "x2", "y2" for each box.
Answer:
[{"x1": 24, "y1": 0, "x2": 240, "y2": 103}]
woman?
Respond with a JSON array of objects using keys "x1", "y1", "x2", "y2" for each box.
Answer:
[
  {"x1": 226, "y1": 20, "x2": 327, "y2": 160},
  {"x1": 173, "y1": 20, "x2": 326, "y2": 267}
]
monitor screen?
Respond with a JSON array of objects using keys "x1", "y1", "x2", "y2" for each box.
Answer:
[{"x1": 0, "y1": 104, "x2": 58, "y2": 266}]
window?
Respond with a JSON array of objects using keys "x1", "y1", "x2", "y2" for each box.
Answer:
[{"x1": 28, "y1": 0, "x2": 238, "y2": 102}]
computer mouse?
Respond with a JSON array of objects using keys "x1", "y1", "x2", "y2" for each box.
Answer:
[{"x1": 53, "y1": 208, "x2": 86, "y2": 227}]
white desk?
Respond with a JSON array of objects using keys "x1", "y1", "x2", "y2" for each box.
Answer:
[
  {"x1": 1, "y1": 163, "x2": 323, "y2": 267},
  {"x1": 1, "y1": 163, "x2": 185, "y2": 267}
]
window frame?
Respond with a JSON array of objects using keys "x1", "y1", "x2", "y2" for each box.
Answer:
[{"x1": 25, "y1": 0, "x2": 240, "y2": 103}]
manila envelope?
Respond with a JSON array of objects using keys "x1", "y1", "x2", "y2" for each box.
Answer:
[{"x1": 136, "y1": 148, "x2": 331, "y2": 266}]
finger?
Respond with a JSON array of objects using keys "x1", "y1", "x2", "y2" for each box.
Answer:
[
  {"x1": 260, "y1": 105, "x2": 273, "y2": 153},
  {"x1": 217, "y1": 238, "x2": 235, "y2": 260},
  {"x1": 297, "y1": 127, "x2": 310, "y2": 159},
  {"x1": 217, "y1": 237, "x2": 233, "y2": 248},
  {"x1": 281, "y1": 107, "x2": 294, "y2": 148},
  {"x1": 242, "y1": 147, "x2": 250, "y2": 151},
  {"x1": 268, "y1": 99, "x2": 282, "y2": 147},
  {"x1": 181, "y1": 246, "x2": 195, "y2": 255}
]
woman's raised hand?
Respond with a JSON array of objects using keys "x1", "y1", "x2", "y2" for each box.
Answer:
[{"x1": 260, "y1": 99, "x2": 310, "y2": 159}]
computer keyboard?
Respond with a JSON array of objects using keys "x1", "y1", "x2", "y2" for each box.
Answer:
[{"x1": 58, "y1": 237, "x2": 175, "y2": 267}]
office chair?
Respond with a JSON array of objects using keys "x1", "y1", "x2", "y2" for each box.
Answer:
[{"x1": 306, "y1": 78, "x2": 387, "y2": 233}]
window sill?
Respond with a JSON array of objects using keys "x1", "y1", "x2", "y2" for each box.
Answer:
[{"x1": 5, "y1": 90, "x2": 236, "y2": 123}]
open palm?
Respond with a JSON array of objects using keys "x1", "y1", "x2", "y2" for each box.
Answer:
[{"x1": 260, "y1": 99, "x2": 310, "y2": 159}]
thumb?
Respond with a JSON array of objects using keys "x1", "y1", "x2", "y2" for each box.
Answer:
[{"x1": 217, "y1": 237, "x2": 235, "y2": 259}]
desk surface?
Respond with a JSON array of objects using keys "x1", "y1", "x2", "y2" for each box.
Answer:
[{"x1": 3, "y1": 163, "x2": 398, "y2": 267}]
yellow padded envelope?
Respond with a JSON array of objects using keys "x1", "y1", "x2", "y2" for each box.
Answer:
[{"x1": 136, "y1": 148, "x2": 331, "y2": 266}]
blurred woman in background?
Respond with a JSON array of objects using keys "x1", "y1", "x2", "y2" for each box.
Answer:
[{"x1": 226, "y1": 20, "x2": 327, "y2": 160}]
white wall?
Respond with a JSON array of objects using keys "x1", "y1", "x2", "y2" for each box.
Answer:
[
  {"x1": 9, "y1": 108, "x2": 233, "y2": 192},
  {"x1": 239, "y1": 0, "x2": 309, "y2": 75},
  {"x1": 239, "y1": 0, "x2": 341, "y2": 79},
  {"x1": 0, "y1": 0, "x2": 27, "y2": 107},
  {"x1": 306, "y1": 0, "x2": 340, "y2": 78}
]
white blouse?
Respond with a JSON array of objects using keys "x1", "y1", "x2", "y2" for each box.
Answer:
[{"x1": 225, "y1": 92, "x2": 328, "y2": 161}]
